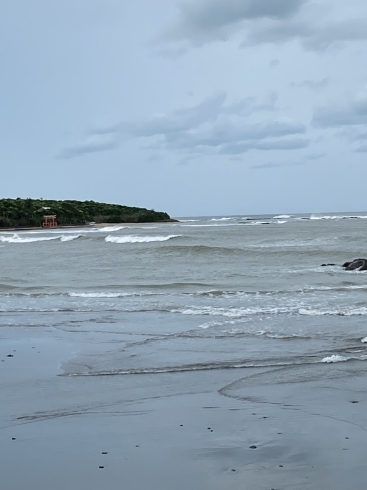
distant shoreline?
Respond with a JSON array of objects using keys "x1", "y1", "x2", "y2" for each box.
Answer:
[{"x1": 0, "y1": 220, "x2": 179, "y2": 232}]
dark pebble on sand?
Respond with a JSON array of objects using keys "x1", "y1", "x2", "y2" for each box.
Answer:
[
  {"x1": 210, "y1": 430, "x2": 213, "y2": 432},
  {"x1": 279, "y1": 465, "x2": 283, "y2": 468},
  {"x1": 249, "y1": 445, "x2": 257, "y2": 449},
  {"x1": 231, "y1": 469, "x2": 236, "y2": 472},
  {"x1": 99, "y1": 466, "x2": 104, "y2": 469},
  {"x1": 350, "y1": 401, "x2": 359, "y2": 404},
  {"x1": 7, "y1": 355, "x2": 14, "y2": 358},
  {"x1": 180, "y1": 424, "x2": 183, "y2": 427},
  {"x1": 135, "y1": 445, "x2": 139, "y2": 447},
  {"x1": 102, "y1": 452, "x2": 108, "y2": 455},
  {"x1": 12, "y1": 438, "x2": 16, "y2": 441}
]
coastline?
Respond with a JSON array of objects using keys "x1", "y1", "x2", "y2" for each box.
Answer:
[{"x1": 0, "y1": 220, "x2": 179, "y2": 233}]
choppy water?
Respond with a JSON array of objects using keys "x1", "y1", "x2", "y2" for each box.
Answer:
[{"x1": 1, "y1": 212, "x2": 367, "y2": 380}]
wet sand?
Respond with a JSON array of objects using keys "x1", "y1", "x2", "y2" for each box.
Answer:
[{"x1": 1, "y1": 331, "x2": 367, "y2": 490}]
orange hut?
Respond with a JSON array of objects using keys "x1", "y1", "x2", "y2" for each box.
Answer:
[{"x1": 42, "y1": 215, "x2": 57, "y2": 228}]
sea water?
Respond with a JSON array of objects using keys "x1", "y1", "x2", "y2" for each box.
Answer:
[{"x1": 1, "y1": 213, "x2": 367, "y2": 381}]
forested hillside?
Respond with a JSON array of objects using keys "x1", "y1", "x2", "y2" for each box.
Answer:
[{"x1": 0, "y1": 199, "x2": 171, "y2": 228}]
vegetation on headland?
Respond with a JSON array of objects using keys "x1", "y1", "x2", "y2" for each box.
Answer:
[{"x1": 0, "y1": 198, "x2": 172, "y2": 228}]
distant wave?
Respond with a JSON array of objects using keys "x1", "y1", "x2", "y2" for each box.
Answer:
[
  {"x1": 98, "y1": 226, "x2": 126, "y2": 232},
  {"x1": 299, "y1": 307, "x2": 367, "y2": 316},
  {"x1": 309, "y1": 215, "x2": 367, "y2": 220},
  {"x1": 105, "y1": 234, "x2": 181, "y2": 244},
  {"x1": 60, "y1": 235, "x2": 81, "y2": 242},
  {"x1": 68, "y1": 291, "x2": 160, "y2": 298},
  {"x1": 211, "y1": 217, "x2": 233, "y2": 221},
  {"x1": 0, "y1": 234, "x2": 81, "y2": 243},
  {"x1": 321, "y1": 355, "x2": 349, "y2": 363},
  {"x1": 172, "y1": 305, "x2": 299, "y2": 318}
]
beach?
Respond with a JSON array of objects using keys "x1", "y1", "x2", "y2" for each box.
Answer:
[{"x1": 1, "y1": 213, "x2": 367, "y2": 489}]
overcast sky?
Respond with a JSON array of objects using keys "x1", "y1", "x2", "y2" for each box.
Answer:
[{"x1": 2, "y1": 0, "x2": 367, "y2": 216}]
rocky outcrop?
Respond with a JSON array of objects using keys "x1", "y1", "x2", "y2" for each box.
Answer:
[{"x1": 342, "y1": 259, "x2": 367, "y2": 271}]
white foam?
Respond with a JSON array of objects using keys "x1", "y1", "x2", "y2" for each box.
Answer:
[
  {"x1": 0, "y1": 234, "x2": 60, "y2": 243},
  {"x1": 361, "y1": 337, "x2": 367, "y2": 343},
  {"x1": 67, "y1": 291, "x2": 160, "y2": 298},
  {"x1": 0, "y1": 233, "x2": 82, "y2": 243},
  {"x1": 321, "y1": 355, "x2": 349, "y2": 363},
  {"x1": 211, "y1": 217, "x2": 232, "y2": 221},
  {"x1": 60, "y1": 235, "x2": 81, "y2": 242},
  {"x1": 174, "y1": 305, "x2": 296, "y2": 318},
  {"x1": 105, "y1": 234, "x2": 181, "y2": 243},
  {"x1": 98, "y1": 226, "x2": 126, "y2": 232},
  {"x1": 309, "y1": 214, "x2": 367, "y2": 220},
  {"x1": 273, "y1": 215, "x2": 292, "y2": 219},
  {"x1": 69, "y1": 292, "x2": 128, "y2": 298},
  {"x1": 299, "y1": 307, "x2": 367, "y2": 316}
]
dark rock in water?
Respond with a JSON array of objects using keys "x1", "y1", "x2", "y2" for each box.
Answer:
[
  {"x1": 321, "y1": 263, "x2": 336, "y2": 266},
  {"x1": 343, "y1": 259, "x2": 367, "y2": 271},
  {"x1": 249, "y1": 445, "x2": 257, "y2": 449}
]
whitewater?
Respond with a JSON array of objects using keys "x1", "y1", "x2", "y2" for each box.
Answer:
[{"x1": 1, "y1": 212, "x2": 367, "y2": 378}]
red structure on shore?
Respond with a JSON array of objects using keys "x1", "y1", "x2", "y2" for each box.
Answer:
[{"x1": 42, "y1": 215, "x2": 57, "y2": 228}]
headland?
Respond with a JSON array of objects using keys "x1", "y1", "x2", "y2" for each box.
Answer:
[{"x1": 0, "y1": 198, "x2": 176, "y2": 229}]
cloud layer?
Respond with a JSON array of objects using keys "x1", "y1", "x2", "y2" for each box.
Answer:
[
  {"x1": 161, "y1": 0, "x2": 367, "y2": 52},
  {"x1": 127, "y1": 92, "x2": 309, "y2": 157}
]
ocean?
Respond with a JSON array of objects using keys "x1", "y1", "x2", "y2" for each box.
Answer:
[
  {"x1": 2, "y1": 212, "x2": 367, "y2": 489},
  {"x1": 2, "y1": 213, "x2": 367, "y2": 377}
]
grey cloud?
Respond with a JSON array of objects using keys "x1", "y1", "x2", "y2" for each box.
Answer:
[
  {"x1": 128, "y1": 92, "x2": 307, "y2": 157},
  {"x1": 252, "y1": 162, "x2": 286, "y2": 169},
  {"x1": 290, "y1": 78, "x2": 329, "y2": 90},
  {"x1": 354, "y1": 143, "x2": 367, "y2": 153},
  {"x1": 164, "y1": 120, "x2": 306, "y2": 150},
  {"x1": 162, "y1": 0, "x2": 307, "y2": 46},
  {"x1": 243, "y1": 19, "x2": 367, "y2": 51},
  {"x1": 128, "y1": 92, "x2": 227, "y2": 137},
  {"x1": 270, "y1": 59, "x2": 280, "y2": 68},
  {"x1": 56, "y1": 134, "x2": 118, "y2": 160},
  {"x1": 129, "y1": 91, "x2": 278, "y2": 139},
  {"x1": 220, "y1": 137, "x2": 310, "y2": 155},
  {"x1": 313, "y1": 92, "x2": 367, "y2": 128},
  {"x1": 306, "y1": 152, "x2": 325, "y2": 160}
]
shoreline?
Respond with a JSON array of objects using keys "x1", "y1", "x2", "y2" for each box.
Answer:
[
  {"x1": 2, "y1": 329, "x2": 367, "y2": 490},
  {"x1": 0, "y1": 220, "x2": 179, "y2": 232}
]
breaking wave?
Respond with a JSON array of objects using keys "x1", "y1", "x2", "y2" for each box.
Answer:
[
  {"x1": 105, "y1": 234, "x2": 181, "y2": 244},
  {"x1": 0, "y1": 234, "x2": 81, "y2": 243},
  {"x1": 321, "y1": 355, "x2": 349, "y2": 363},
  {"x1": 299, "y1": 307, "x2": 367, "y2": 316}
]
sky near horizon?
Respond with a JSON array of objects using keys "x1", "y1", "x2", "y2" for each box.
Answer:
[{"x1": 1, "y1": 0, "x2": 367, "y2": 217}]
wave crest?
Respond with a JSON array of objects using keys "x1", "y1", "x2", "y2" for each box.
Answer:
[{"x1": 105, "y1": 234, "x2": 181, "y2": 244}]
